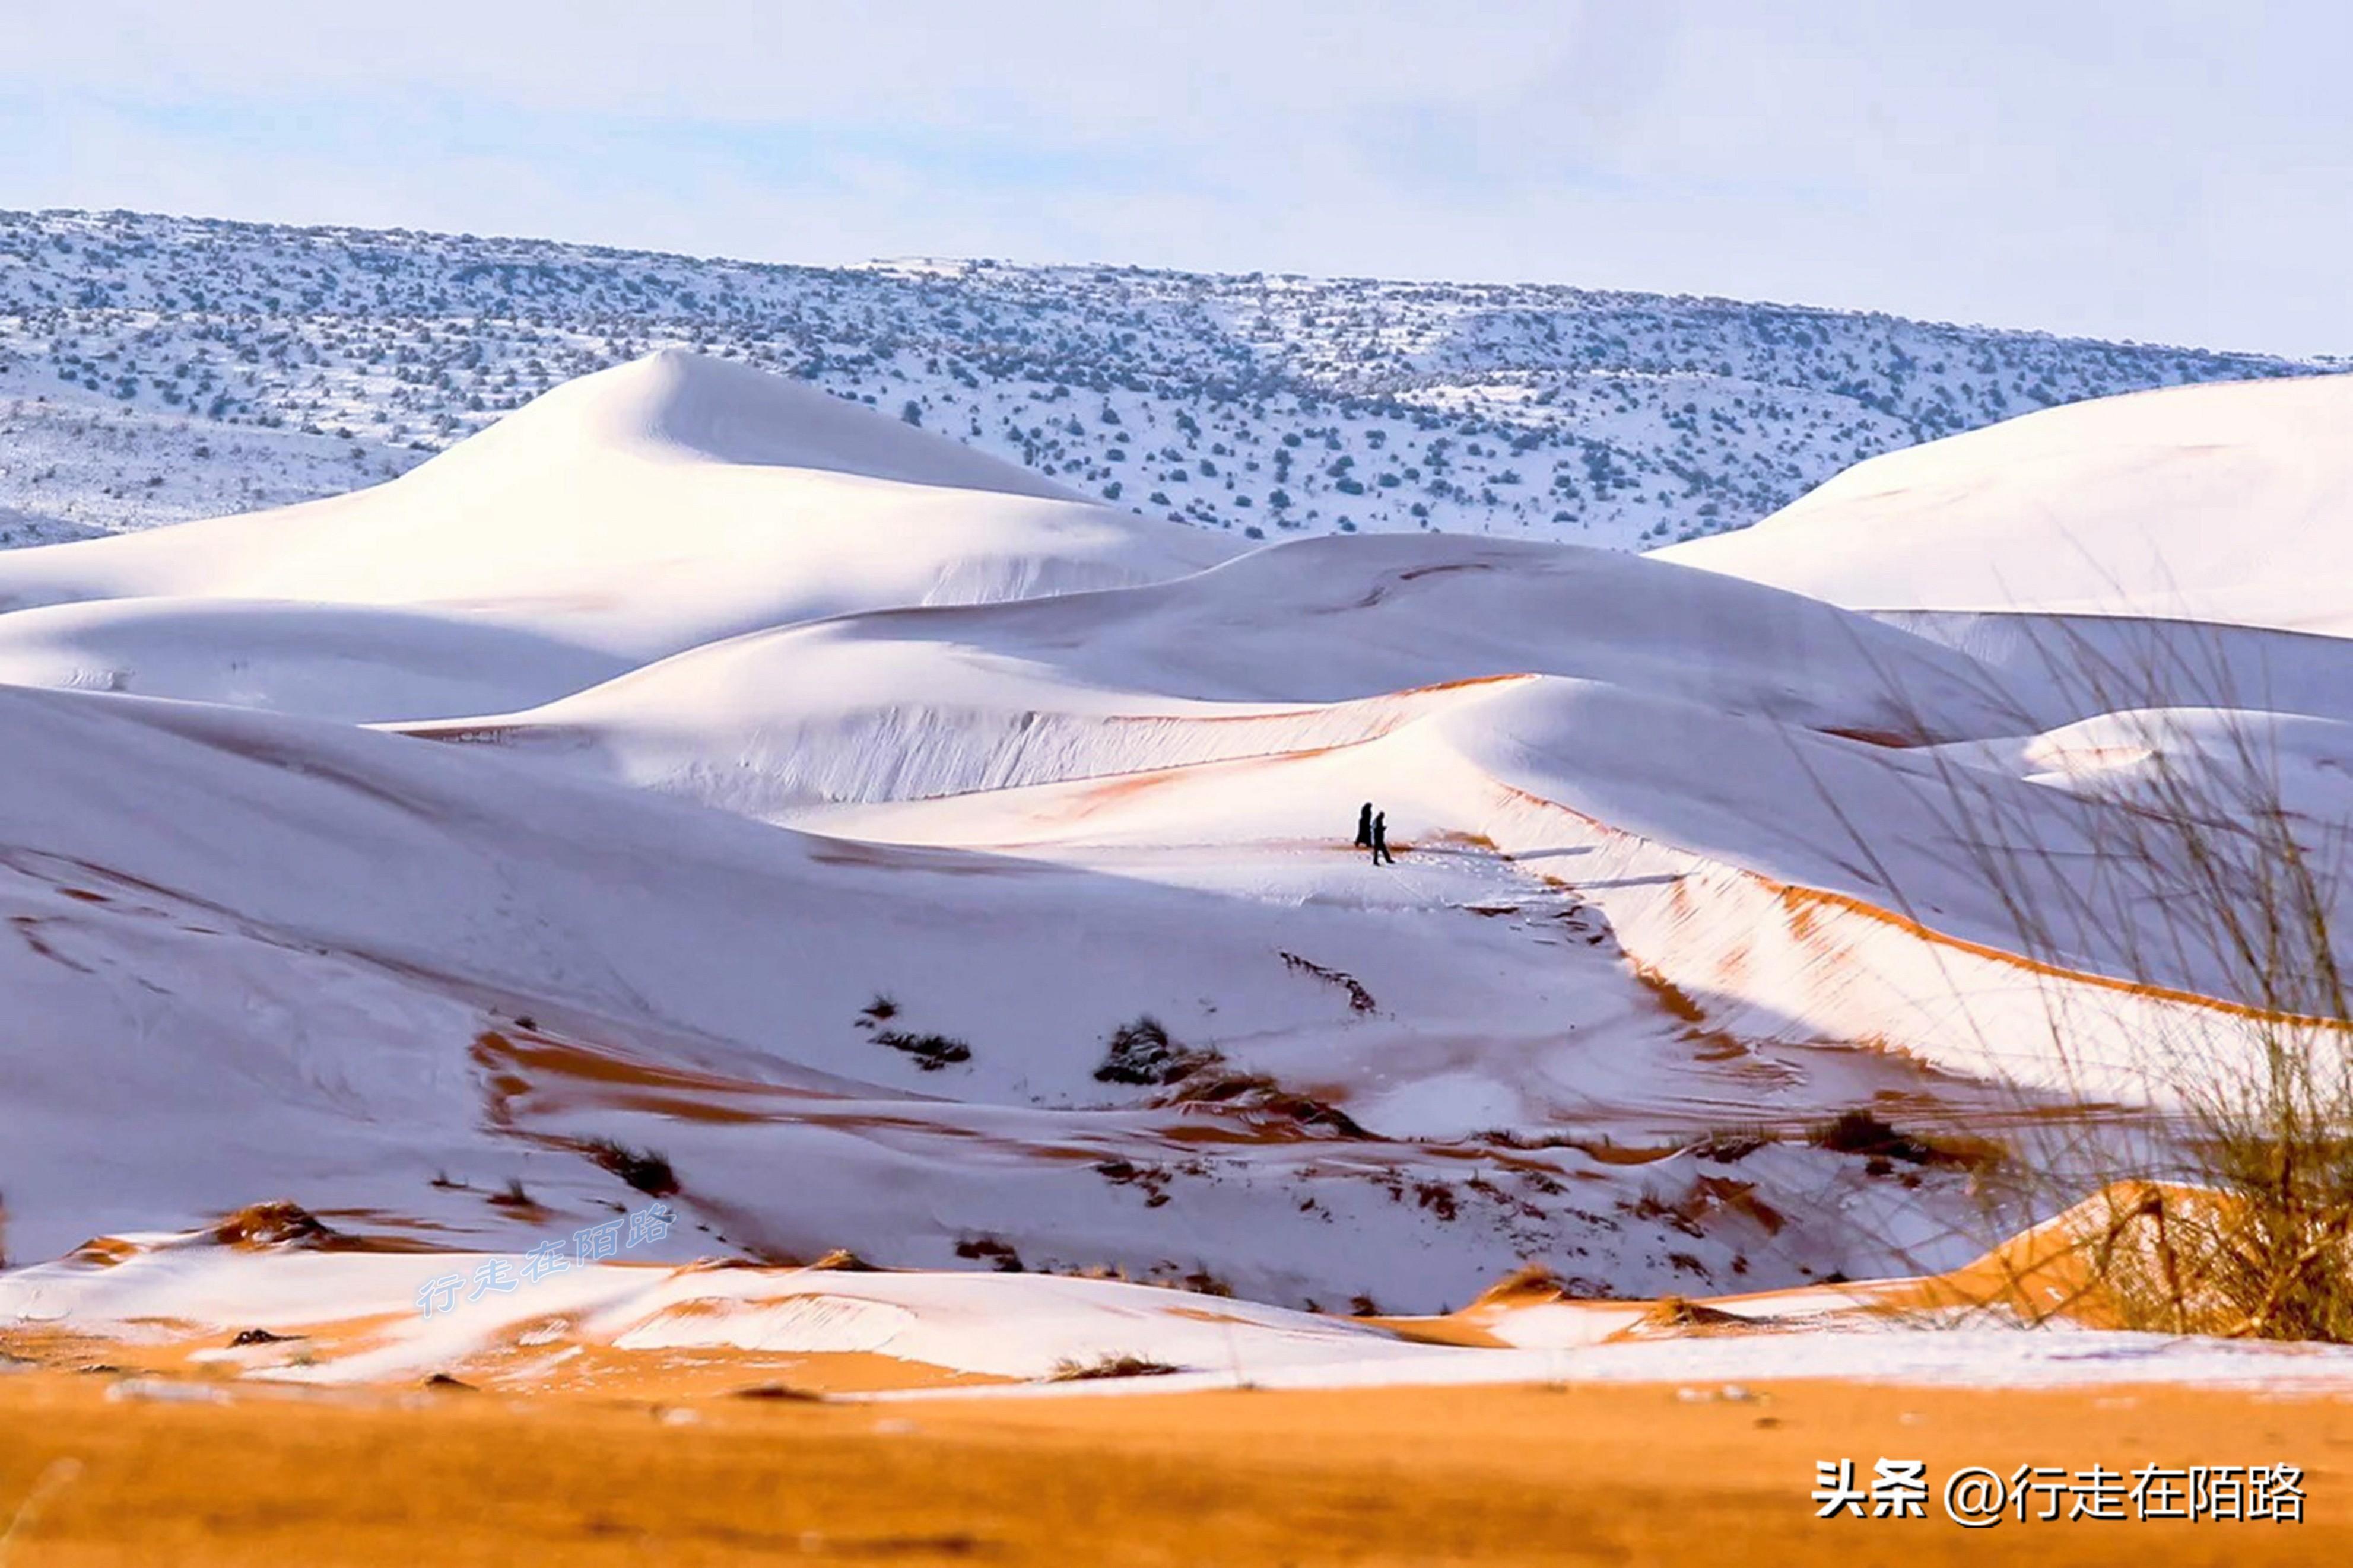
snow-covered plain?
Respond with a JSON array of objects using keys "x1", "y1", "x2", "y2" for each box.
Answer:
[{"x1": 4, "y1": 346, "x2": 2351, "y2": 1394}]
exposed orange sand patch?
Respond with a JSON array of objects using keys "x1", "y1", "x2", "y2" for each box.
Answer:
[
  {"x1": 1774, "y1": 882, "x2": 2353, "y2": 1032},
  {"x1": 1867, "y1": 1181, "x2": 2287, "y2": 1334},
  {"x1": 1089, "y1": 671, "x2": 1533, "y2": 732},
  {"x1": 1372, "y1": 1198, "x2": 2209, "y2": 1353},
  {"x1": 449, "y1": 1343, "x2": 1011, "y2": 1399},
  {"x1": 0, "y1": 1307, "x2": 1005, "y2": 1401},
  {"x1": 205, "y1": 1200, "x2": 444, "y2": 1254},
  {"x1": 475, "y1": 1028, "x2": 792, "y2": 1099},
  {"x1": 1364, "y1": 1313, "x2": 1511, "y2": 1348},
  {"x1": 0, "y1": 1307, "x2": 427, "y2": 1385},
  {"x1": 62, "y1": 1238, "x2": 139, "y2": 1268},
  {"x1": 0, "y1": 1372, "x2": 2342, "y2": 1566},
  {"x1": 472, "y1": 1028, "x2": 846, "y2": 1127}
]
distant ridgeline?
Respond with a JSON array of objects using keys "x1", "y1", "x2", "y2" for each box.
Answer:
[{"x1": 0, "y1": 208, "x2": 2335, "y2": 545}]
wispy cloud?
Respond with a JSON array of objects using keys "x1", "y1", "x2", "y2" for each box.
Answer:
[{"x1": 1, "y1": 1, "x2": 2345, "y2": 353}]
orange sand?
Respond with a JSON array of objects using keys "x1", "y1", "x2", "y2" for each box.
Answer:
[{"x1": 0, "y1": 1372, "x2": 2342, "y2": 1566}]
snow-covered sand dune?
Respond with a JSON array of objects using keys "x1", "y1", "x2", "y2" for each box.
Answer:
[
  {"x1": 6, "y1": 355, "x2": 2352, "y2": 1365},
  {"x1": 0, "y1": 351, "x2": 1234, "y2": 717},
  {"x1": 1656, "y1": 373, "x2": 2353, "y2": 633},
  {"x1": 4, "y1": 676, "x2": 1971, "y2": 1305},
  {"x1": 1877, "y1": 608, "x2": 2353, "y2": 726},
  {"x1": 401, "y1": 532, "x2": 2025, "y2": 815},
  {"x1": 791, "y1": 670, "x2": 2341, "y2": 1101},
  {"x1": 15, "y1": 1208, "x2": 2353, "y2": 1398},
  {"x1": 0, "y1": 596, "x2": 631, "y2": 723}
]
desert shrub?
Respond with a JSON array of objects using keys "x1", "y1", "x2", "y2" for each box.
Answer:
[
  {"x1": 582, "y1": 1137, "x2": 678, "y2": 1197},
  {"x1": 1047, "y1": 1353, "x2": 1182, "y2": 1382},
  {"x1": 954, "y1": 1235, "x2": 1025, "y2": 1272},
  {"x1": 875, "y1": 1030, "x2": 971, "y2": 1070},
  {"x1": 1277, "y1": 950, "x2": 1377, "y2": 1012},
  {"x1": 1088, "y1": 1016, "x2": 1367, "y2": 1137},
  {"x1": 1810, "y1": 1109, "x2": 1938, "y2": 1165},
  {"x1": 488, "y1": 1178, "x2": 536, "y2": 1210},
  {"x1": 1163, "y1": 1266, "x2": 1236, "y2": 1298},
  {"x1": 1690, "y1": 1127, "x2": 1771, "y2": 1163},
  {"x1": 229, "y1": 1327, "x2": 298, "y2": 1346},
  {"x1": 1093, "y1": 1015, "x2": 1217, "y2": 1085},
  {"x1": 730, "y1": 1382, "x2": 824, "y2": 1401},
  {"x1": 852, "y1": 995, "x2": 968, "y2": 1069}
]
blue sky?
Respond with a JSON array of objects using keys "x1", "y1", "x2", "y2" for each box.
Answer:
[{"x1": 4, "y1": 1, "x2": 2346, "y2": 355}]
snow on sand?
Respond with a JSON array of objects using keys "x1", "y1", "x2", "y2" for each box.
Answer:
[{"x1": 7, "y1": 355, "x2": 2353, "y2": 1394}]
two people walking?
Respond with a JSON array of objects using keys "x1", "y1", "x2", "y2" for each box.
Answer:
[{"x1": 1354, "y1": 802, "x2": 1396, "y2": 866}]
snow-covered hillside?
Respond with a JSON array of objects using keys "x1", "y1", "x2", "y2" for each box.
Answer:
[{"x1": 0, "y1": 208, "x2": 2335, "y2": 549}]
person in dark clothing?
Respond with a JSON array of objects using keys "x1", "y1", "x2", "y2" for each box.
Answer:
[
  {"x1": 1372, "y1": 812, "x2": 1395, "y2": 866},
  {"x1": 1354, "y1": 802, "x2": 1374, "y2": 848}
]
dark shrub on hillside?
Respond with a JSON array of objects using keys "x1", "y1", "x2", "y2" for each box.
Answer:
[
  {"x1": 1093, "y1": 1015, "x2": 1216, "y2": 1086},
  {"x1": 583, "y1": 1137, "x2": 679, "y2": 1196}
]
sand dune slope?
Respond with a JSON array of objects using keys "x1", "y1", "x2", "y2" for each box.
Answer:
[
  {"x1": 0, "y1": 352, "x2": 1234, "y2": 716},
  {"x1": 1657, "y1": 373, "x2": 2353, "y2": 632}
]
